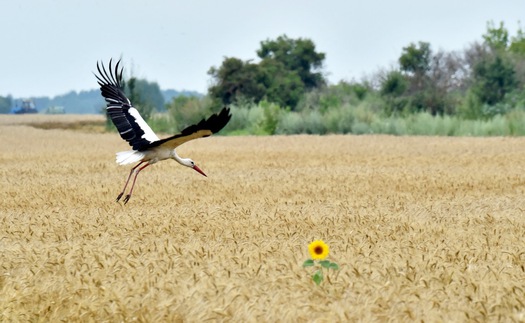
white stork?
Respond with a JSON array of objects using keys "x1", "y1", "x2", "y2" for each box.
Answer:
[{"x1": 95, "y1": 59, "x2": 231, "y2": 204}]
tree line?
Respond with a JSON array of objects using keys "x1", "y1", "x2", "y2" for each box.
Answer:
[
  {"x1": 3, "y1": 20, "x2": 524, "y2": 136},
  {"x1": 204, "y1": 21, "x2": 525, "y2": 118},
  {"x1": 377, "y1": 21, "x2": 524, "y2": 119},
  {"x1": 162, "y1": 20, "x2": 525, "y2": 135}
]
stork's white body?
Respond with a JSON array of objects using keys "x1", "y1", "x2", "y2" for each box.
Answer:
[{"x1": 116, "y1": 148, "x2": 189, "y2": 167}]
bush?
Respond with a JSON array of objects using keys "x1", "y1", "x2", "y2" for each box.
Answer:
[
  {"x1": 351, "y1": 122, "x2": 373, "y2": 135},
  {"x1": 302, "y1": 111, "x2": 326, "y2": 134},
  {"x1": 370, "y1": 118, "x2": 407, "y2": 135},
  {"x1": 407, "y1": 113, "x2": 436, "y2": 135},
  {"x1": 223, "y1": 102, "x2": 266, "y2": 134},
  {"x1": 260, "y1": 100, "x2": 283, "y2": 135},
  {"x1": 506, "y1": 109, "x2": 525, "y2": 135},
  {"x1": 166, "y1": 95, "x2": 214, "y2": 132},
  {"x1": 276, "y1": 112, "x2": 304, "y2": 134},
  {"x1": 296, "y1": 82, "x2": 363, "y2": 113},
  {"x1": 323, "y1": 106, "x2": 353, "y2": 134}
]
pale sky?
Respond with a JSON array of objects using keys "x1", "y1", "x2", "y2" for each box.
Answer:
[{"x1": 0, "y1": 0, "x2": 523, "y2": 98}]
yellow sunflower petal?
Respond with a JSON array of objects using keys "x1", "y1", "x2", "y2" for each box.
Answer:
[{"x1": 308, "y1": 240, "x2": 329, "y2": 260}]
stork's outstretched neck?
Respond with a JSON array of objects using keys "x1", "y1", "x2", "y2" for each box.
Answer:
[{"x1": 171, "y1": 150, "x2": 207, "y2": 177}]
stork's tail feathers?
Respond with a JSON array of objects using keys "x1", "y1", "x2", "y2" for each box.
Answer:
[{"x1": 116, "y1": 150, "x2": 145, "y2": 165}]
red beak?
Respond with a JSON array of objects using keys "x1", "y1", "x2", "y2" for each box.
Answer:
[{"x1": 193, "y1": 165, "x2": 207, "y2": 177}]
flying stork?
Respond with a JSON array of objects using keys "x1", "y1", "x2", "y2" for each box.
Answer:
[{"x1": 95, "y1": 59, "x2": 231, "y2": 204}]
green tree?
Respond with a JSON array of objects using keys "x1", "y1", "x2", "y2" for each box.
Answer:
[
  {"x1": 0, "y1": 95, "x2": 12, "y2": 114},
  {"x1": 399, "y1": 41, "x2": 432, "y2": 94},
  {"x1": 208, "y1": 35, "x2": 326, "y2": 109},
  {"x1": 460, "y1": 22, "x2": 522, "y2": 118},
  {"x1": 380, "y1": 70, "x2": 408, "y2": 97},
  {"x1": 471, "y1": 55, "x2": 516, "y2": 106},
  {"x1": 509, "y1": 23, "x2": 525, "y2": 55},
  {"x1": 396, "y1": 42, "x2": 462, "y2": 115},
  {"x1": 257, "y1": 34, "x2": 326, "y2": 89},
  {"x1": 259, "y1": 59, "x2": 305, "y2": 108},
  {"x1": 483, "y1": 21, "x2": 509, "y2": 51},
  {"x1": 208, "y1": 57, "x2": 266, "y2": 106},
  {"x1": 380, "y1": 70, "x2": 409, "y2": 114},
  {"x1": 399, "y1": 42, "x2": 431, "y2": 76}
]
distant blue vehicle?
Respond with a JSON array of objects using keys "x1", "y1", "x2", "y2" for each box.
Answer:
[{"x1": 11, "y1": 100, "x2": 38, "y2": 114}]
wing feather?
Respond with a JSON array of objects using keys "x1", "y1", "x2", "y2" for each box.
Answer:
[
  {"x1": 150, "y1": 107, "x2": 232, "y2": 150},
  {"x1": 95, "y1": 59, "x2": 159, "y2": 151}
]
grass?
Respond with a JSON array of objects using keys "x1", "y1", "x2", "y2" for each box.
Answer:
[{"x1": 1, "y1": 115, "x2": 525, "y2": 321}]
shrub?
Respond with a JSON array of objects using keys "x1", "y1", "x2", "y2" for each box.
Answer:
[
  {"x1": 351, "y1": 122, "x2": 372, "y2": 135},
  {"x1": 295, "y1": 82, "x2": 363, "y2": 113},
  {"x1": 506, "y1": 109, "x2": 525, "y2": 135},
  {"x1": 223, "y1": 102, "x2": 267, "y2": 134},
  {"x1": 370, "y1": 117, "x2": 407, "y2": 135},
  {"x1": 260, "y1": 100, "x2": 283, "y2": 135},
  {"x1": 323, "y1": 106, "x2": 353, "y2": 134},
  {"x1": 302, "y1": 110, "x2": 326, "y2": 134},
  {"x1": 407, "y1": 112, "x2": 435, "y2": 135},
  {"x1": 276, "y1": 112, "x2": 304, "y2": 134},
  {"x1": 166, "y1": 95, "x2": 214, "y2": 132}
]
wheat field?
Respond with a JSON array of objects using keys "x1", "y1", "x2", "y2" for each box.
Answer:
[{"x1": 1, "y1": 115, "x2": 525, "y2": 322}]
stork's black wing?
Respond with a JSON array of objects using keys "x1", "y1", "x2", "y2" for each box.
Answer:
[
  {"x1": 95, "y1": 59, "x2": 159, "y2": 151},
  {"x1": 149, "y1": 107, "x2": 231, "y2": 150}
]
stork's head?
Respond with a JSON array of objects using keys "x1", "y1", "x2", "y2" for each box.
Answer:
[
  {"x1": 188, "y1": 159, "x2": 207, "y2": 177},
  {"x1": 180, "y1": 158, "x2": 207, "y2": 177}
]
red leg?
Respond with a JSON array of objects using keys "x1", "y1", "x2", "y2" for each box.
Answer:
[
  {"x1": 123, "y1": 163, "x2": 150, "y2": 204},
  {"x1": 116, "y1": 161, "x2": 144, "y2": 202}
]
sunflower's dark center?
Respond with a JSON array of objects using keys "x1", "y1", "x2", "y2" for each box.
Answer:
[{"x1": 314, "y1": 246, "x2": 324, "y2": 255}]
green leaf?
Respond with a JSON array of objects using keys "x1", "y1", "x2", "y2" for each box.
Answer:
[
  {"x1": 329, "y1": 262, "x2": 340, "y2": 270},
  {"x1": 312, "y1": 269, "x2": 323, "y2": 285},
  {"x1": 302, "y1": 259, "x2": 315, "y2": 267},
  {"x1": 319, "y1": 260, "x2": 331, "y2": 268}
]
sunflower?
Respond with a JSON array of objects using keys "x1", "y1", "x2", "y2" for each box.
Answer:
[{"x1": 308, "y1": 240, "x2": 329, "y2": 260}]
